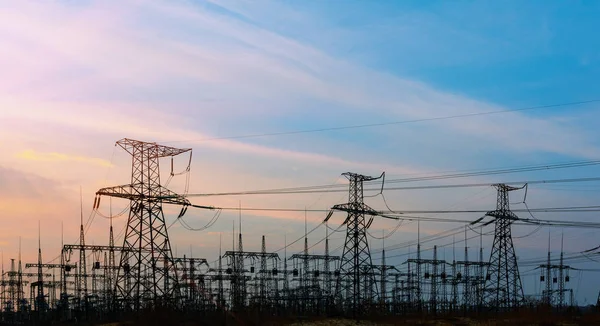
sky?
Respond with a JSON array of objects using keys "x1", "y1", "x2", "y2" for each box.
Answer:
[{"x1": 1, "y1": 0, "x2": 600, "y2": 304}]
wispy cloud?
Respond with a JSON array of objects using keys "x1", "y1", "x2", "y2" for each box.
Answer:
[
  {"x1": 15, "y1": 150, "x2": 113, "y2": 167},
  {"x1": 2, "y1": 0, "x2": 597, "y2": 161}
]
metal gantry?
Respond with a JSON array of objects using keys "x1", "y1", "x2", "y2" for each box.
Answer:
[{"x1": 540, "y1": 234, "x2": 574, "y2": 307}]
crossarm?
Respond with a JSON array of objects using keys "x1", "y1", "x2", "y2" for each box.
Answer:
[
  {"x1": 116, "y1": 138, "x2": 191, "y2": 158},
  {"x1": 96, "y1": 184, "x2": 191, "y2": 206}
]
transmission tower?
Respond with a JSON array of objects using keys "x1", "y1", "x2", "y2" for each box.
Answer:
[
  {"x1": 107, "y1": 210, "x2": 116, "y2": 308},
  {"x1": 218, "y1": 234, "x2": 224, "y2": 307},
  {"x1": 232, "y1": 213, "x2": 246, "y2": 310},
  {"x1": 482, "y1": 184, "x2": 524, "y2": 310},
  {"x1": 334, "y1": 172, "x2": 385, "y2": 313},
  {"x1": 259, "y1": 235, "x2": 267, "y2": 309},
  {"x1": 34, "y1": 224, "x2": 45, "y2": 314},
  {"x1": 324, "y1": 222, "x2": 334, "y2": 311},
  {"x1": 17, "y1": 240, "x2": 24, "y2": 314},
  {"x1": 78, "y1": 198, "x2": 87, "y2": 311},
  {"x1": 96, "y1": 138, "x2": 199, "y2": 310}
]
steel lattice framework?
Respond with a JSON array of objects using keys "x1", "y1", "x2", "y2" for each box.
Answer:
[
  {"x1": 96, "y1": 138, "x2": 192, "y2": 310},
  {"x1": 483, "y1": 184, "x2": 524, "y2": 310},
  {"x1": 334, "y1": 172, "x2": 382, "y2": 312}
]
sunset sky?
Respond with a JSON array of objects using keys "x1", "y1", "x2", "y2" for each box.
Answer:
[{"x1": 1, "y1": 0, "x2": 600, "y2": 303}]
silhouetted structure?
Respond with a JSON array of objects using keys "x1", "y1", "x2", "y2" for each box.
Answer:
[
  {"x1": 483, "y1": 184, "x2": 524, "y2": 310},
  {"x1": 96, "y1": 139, "x2": 193, "y2": 310}
]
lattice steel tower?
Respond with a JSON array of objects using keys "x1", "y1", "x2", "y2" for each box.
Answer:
[
  {"x1": 334, "y1": 172, "x2": 382, "y2": 312},
  {"x1": 483, "y1": 184, "x2": 524, "y2": 310},
  {"x1": 96, "y1": 139, "x2": 193, "y2": 310}
]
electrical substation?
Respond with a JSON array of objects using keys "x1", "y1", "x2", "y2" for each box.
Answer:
[{"x1": 2, "y1": 138, "x2": 600, "y2": 325}]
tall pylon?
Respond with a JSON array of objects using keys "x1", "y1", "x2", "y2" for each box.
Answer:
[
  {"x1": 78, "y1": 189, "x2": 87, "y2": 309},
  {"x1": 17, "y1": 238, "x2": 23, "y2": 313},
  {"x1": 334, "y1": 172, "x2": 384, "y2": 313},
  {"x1": 283, "y1": 235, "x2": 289, "y2": 306},
  {"x1": 235, "y1": 207, "x2": 246, "y2": 310},
  {"x1": 260, "y1": 235, "x2": 267, "y2": 308},
  {"x1": 229, "y1": 207, "x2": 247, "y2": 311},
  {"x1": 303, "y1": 209, "x2": 310, "y2": 312},
  {"x1": 107, "y1": 198, "x2": 116, "y2": 307},
  {"x1": 218, "y1": 234, "x2": 224, "y2": 307},
  {"x1": 96, "y1": 139, "x2": 196, "y2": 310},
  {"x1": 35, "y1": 222, "x2": 45, "y2": 314},
  {"x1": 324, "y1": 222, "x2": 332, "y2": 304},
  {"x1": 483, "y1": 184, "x2": 524, "y2": 310}
]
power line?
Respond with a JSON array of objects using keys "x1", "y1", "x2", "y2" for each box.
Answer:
[
  {"x1": 185, "y1": 176, "x2": 600, "y2": 197},
  {"x1": 191, "y1": 159, "x2": 600, "y2": 196},
  {"x1": 384, "y1": 205, "x2": 600, "y2": 214},
  {"x1": 211, "y1": 205, "x2": 600, "y2": 214},
  {"x1": 210, "y1": 205, "x2": 600, "y2": 229},
  {"x1": 164, "y1": 99, "x2": 600, "y2": 143}
]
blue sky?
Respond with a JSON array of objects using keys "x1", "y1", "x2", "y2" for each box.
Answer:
[
  {"x1": 265, "y1": 0, "x2": 600, "y2": 106},
  {"x1": 1, "y1": 0, "x2": 600, "y2": 304}
]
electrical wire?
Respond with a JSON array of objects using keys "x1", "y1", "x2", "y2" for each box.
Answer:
[
  {"x1": 164, "y1": 99, "x2": 600, "y2": 143},
  {"x1": 94, "y1": 204, "x2": 130, "y2": 219},
  {"x1": 269, "y1": 222, "x2": 327, "y2": 255},
  {"x1": 367, "y1": 220, "x2": 404, "y2": 240},
  {"x1": 512, "y1": 202, "x2": 543, "y2": 239},
  {"x1": 177, "y1": 209, "x2": 223, "y2": 232},
  {"x1": 184, "y1": 167, "x2": 600, "y2": 197}
]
